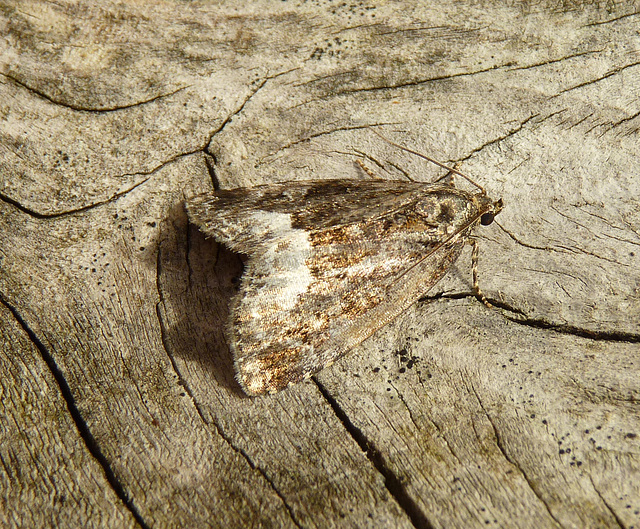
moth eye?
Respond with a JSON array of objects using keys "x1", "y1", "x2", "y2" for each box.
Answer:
[{"x1": 480, "y1": 212, "x2": 495, "y2": 226}]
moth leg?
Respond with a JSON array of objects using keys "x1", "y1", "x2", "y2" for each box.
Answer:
[
  {"x1": 356, "y1": 158, "x2": 383, "y2": 180},
  {"x1": 432, "y1": 163, "x2": 460, "y2": 187},
  {"x1": 469, "y1": 238, "x2": 493, "y2": 308}
]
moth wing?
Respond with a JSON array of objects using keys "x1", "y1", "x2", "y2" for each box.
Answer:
[
  {"x1": 234, "y1": 231, "x2": 466, "y2": 395},
  {"x1": 186, "y1": 179, "x2": 428, "y2": 254},
  {"x1": 188, "y1": 179, "x2": 488, "y2": 395}
]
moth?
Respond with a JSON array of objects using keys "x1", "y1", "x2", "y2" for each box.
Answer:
[{"x1": 187, "y1": 135, "x2": 502, "y2": 396}]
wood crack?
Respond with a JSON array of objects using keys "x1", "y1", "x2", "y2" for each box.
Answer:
[
  {"x1": 422, "y1": 293, "x2": 640, "y2": 343},
  {"x1": 203, "y1": 152, "x2": 220, "y2": 190},
  {"x1": 0, "y1": 143, "x2": 206, "y2": 219},
  {"x1": 205, "y1": 78, "x2": 269, "y2": 144},
  {"x1": 428, "y1": 417, "x2": 462, "y2": 466},
  {"x1": 205, "y1": 67, "x2": 300, "y2": 146},
  {"x1": 498, "y1": 220, "x2": 630, "y2": 270},
  {"x1": 496, "y1": 222, "x2": 575, "y2": 254},
  {"x1": 582, "y1": 11, "x2": 640, "y2": 27},
  {"x1": 549, "y1": 206, "x2": 633, "y2": 266},
  {"x1": 332, "y1": 64, "x2": 509, "y2": 97},
  {"x1": 555, "y1": 61, "x2": 640, "y2": 95},
  {"x1": 295, "y1": 49, "x2": 602, "y2": 98},
  {"x1": 256, "y1": 122, "x2": 400, "y2": 166},
  {"x1": 389, "y1": 381, "x2": 420, "y2": 431},
  {"x1": 467, "y1": 381, "x2": 565, "y2": 529},
  {"x1": 505, "y1": 50, "x2": 604, "y2": 72},
  {"x1": 2, "y1": 73, "x2": 190, "y2": 113},
  {"x1": 0, "y1": 292, "x2": 151, "y2": 529},
  {"x1": 459, "y1": 113, "x2": 539, "y2": 164},
  {"x1": 155, "y1": 247, "x2": 208, "y2": 425},
  {"x1": 502, "y1": 306, "x2": 640, "y2": 343},
  {"x1": 588, "y1": 476, "x2": 626, "y2": 529},
  {"x1": 313, "y1": 379, "x2": 435, "y2": 529},
  {"x1": 604, "y1": 109, "x2": 640, "y2": 136},
  {"x1": 0, "y1": 176, "x2": 151, "y2": 219},
  {"x1": 209, "y1": 415, "x2": 304, "y2": 529}
]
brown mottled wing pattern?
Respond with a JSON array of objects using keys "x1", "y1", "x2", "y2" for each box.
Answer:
[{"x1": 187, "y1": 179, "x2": 494, "y2": 395}]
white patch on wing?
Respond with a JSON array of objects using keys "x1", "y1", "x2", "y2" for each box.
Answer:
[{"x1": 245, "y1": 210, "x2": 313, "y2": 318}]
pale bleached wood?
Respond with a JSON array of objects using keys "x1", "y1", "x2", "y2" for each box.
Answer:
[{"x1": 1, "y1": 1, "x2": 639, "y2": 528}]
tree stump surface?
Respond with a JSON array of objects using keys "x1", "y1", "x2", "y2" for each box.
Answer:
[{"x1": 1, "y1": 1, "x2": 639, "y2": 528}]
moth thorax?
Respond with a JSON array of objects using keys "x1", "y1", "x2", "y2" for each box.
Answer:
[{"x1": 414, "y1": 193, "x2": 469, "y2": 227}]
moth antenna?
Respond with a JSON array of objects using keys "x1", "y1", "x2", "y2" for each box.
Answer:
[
  {"x1": 370, "y1": 128, "x2": 486, "y2": 194},
  {"x1": 470, "y1": 238, "x2": 493, "y2": 308}
]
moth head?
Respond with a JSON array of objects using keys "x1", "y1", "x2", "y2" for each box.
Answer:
[{"x1": 479, "y1": 197, "x2": 503, "y2": 226}]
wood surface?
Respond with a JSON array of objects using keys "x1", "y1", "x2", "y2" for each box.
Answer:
[{"x1": 1, "y1": 1, "x2": 639, "y2": 528}]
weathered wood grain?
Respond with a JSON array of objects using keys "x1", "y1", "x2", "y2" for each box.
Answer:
[
  {"x1": 1, "y1": 1, "x2": 638, "y2": 528},
  {"x1": 0, "y1": 303, "x2": 137, "y2": 529}
]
